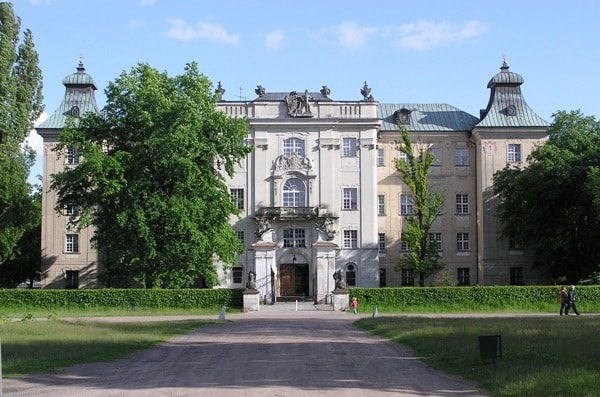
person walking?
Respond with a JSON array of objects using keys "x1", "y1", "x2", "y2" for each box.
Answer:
[
  {"x1": 351, "y1": 297, "x2": 359, "y2": 314},
  {"x1": 565, "y1": 285, "x2": 581, "y2": 315},
  {"x1": 559, "y1": 286, "x2": 569, "y2": 315}
]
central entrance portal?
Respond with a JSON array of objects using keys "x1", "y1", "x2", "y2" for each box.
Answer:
[{"x1": 280, "y1": 263, "x2": 309, "y2": 297}]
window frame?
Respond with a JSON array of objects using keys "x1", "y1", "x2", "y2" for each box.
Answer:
[
  {"x1": 507, "y1": 143, "x2": 521, "y2": 163},
  {"x1": 456, "y1": 232, "x2": 470, "y2": 251},
  {"x1": 342, "y1": 187, "x2": 358, "y2": 210},
  {"x1": 378, "y1": 233, "x2": 386, "y2": 252},
  {"x1": 282, "y1": 178, "x2": 306, "y2": 207},
  {"x1": 65, "y1": 234, "x2": 79, "y2": 253},
  {"x1": 230, "y1": 188, "x2": 244, "y2": 210},
  {"x1": 283, "y1": 137, "x2": 305, "y2": 157},
  {"x1": 456, "y1": 193, "x2": 469, "y2": 214},
  {"x1": 428, "y1": 232, "x2": 442, "y2": 251},
  {"x1": 457, "y1": 267, "x2": 470, "y2": 286},
  {"x1": 343, "y1": 230, "x2": 358, "y2": 249},
  {"x1": 401, "y1": 268, "x2": 414, "y2": 286},
  {"x1": 455, "y1": 147, "x2": 469, "y2": 166},
  {"x1": 377, "y1": 148, "x2": 385, "y2": 167},
  {"x1": 342, "y1": 137, "x2": 358, "y2": 157},
  {"x1": 377, "y1": 194, "x2": 385, "y2": 215},
  {"x1": 400, "y1": 194, "x2": 414, "y2": 215},
  {"x1": 283, "y1": 228, "x2": 306, "y2": 248}
]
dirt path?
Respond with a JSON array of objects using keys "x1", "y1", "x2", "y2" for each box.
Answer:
[{"x1": 2, "y1": 306, "x2": 489, "y2": 396}]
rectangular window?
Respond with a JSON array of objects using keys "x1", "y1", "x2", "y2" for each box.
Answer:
[
  {"x1": 378, "y1": 233, "x2": 386, "y2": 252},
  {"x1": 283, "y1": 138, "x2": 305, "y2": 156},
  {"x1": 401, "y1": 233, "x2": 411, "y2": 251},
  {"x1": 400, "y1": 194, "x2": 414, "y2": 215},
  {"x1": 283, "y1": 228, "x2": 306, "y2": 248},
  {"x1": 457, "y1": 268, "x2": 470, "y2": 286},
  {"x1": 455, "y1": 147, "x2": 469, "y2": 166},
  {"x1": 65, "y1": 147, "x2": 80, "y2": 165},
  {"x1": 379, "y1": 268, "x2": 387, "y2": 287},
  {"x1": 65, "y1": 204, "x2": 79, "y2": 216},
  {"x1": 230, "y1": 188, "x2": 244, "y2": 210},
  {"x1": 377, "y1": 148, "x2": 385, "y2": 167},
  {"x1": 232, "y1": 267, "x2": 243, "y2": 284},
  {"x1": 428, "y1": 232, "x2": 442, "y2": 251},
  {"x1": 456, "y1": 194, "x2": 469, "y2": 214},
  {"x1": 236, "y1": 230, "x2": 245, "y2": 245},
  {"x1": 457, "y1": 233, "x2": 470, "y2": 251},
  {"x1": 428, "y1": 147, "x2": 441, "y2": 166},
  {"x1": 65, "y1": 234, "x2": 79, "y2": 253},
  {"x1": 377, "y1": 195, "x2": 385, "y2": 215},
  {"x1": 65, "y1": 270, "x2": 79, "y2": 289},
  {"x1": 510, "y1": 266, "x2": 524, "y2": 285},
  {"x1": 508, "y1": 143, "x2": 521, "y2": 163},
  {"x1": 401, "y1": 268, "x2": 414, "y2": 286},
  {"x1": 397, "y1": 151, "x2": 408, "y2": 163},
  {"x1": 342, "y1": 188, "x2": 358, "y2": 210},
  {"x1": 342, "y1": 137, "x2": 357, "y2": 157},
  {"x1": 343, "y1": 230, "x2": 358, "y2": 249}
]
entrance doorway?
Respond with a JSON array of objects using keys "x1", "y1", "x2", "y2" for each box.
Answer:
[{"x1": 279, "y1": 263, "x2": 309, "y2": 297}]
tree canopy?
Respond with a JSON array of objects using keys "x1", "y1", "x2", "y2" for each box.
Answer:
[
  {"x1": 393, "y1": 127, "x2": 444, "y2": 286},
  {"x1": 493, "y1": 110, "x2": 600, "y2": 283},
  {"x1": 51, "y1": 62, "x2": 252, "y2": 288},
  {"x1": 0, "y1": 1, "x2": 43, "y2": 272}
]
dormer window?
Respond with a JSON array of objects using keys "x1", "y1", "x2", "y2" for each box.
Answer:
[{"x1": 395, "y1": 108, "x2": 412, "y2": 125}]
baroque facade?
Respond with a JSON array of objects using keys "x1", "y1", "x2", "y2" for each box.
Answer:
[{"x1": 37, "y1": 61, "x2": 550, "y2": 300}]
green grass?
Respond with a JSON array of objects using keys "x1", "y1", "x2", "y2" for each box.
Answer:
[
  {"x1": 356, "y1": 315, "x2": 600, "y2": 397},
  {"x1": 0, "y1": 319, "x2": 217, "y2": 378}
]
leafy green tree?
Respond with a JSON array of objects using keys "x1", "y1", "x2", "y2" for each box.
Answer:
[
  {"x1": 0, "y1": 2, "x2": 43, "y2": 267},
  {"x1": 393, "y1": 127, "x2": 444, "y2": 286},
  {"x1": 493, "y1": 110, "x2": 600, "y2": 283},
  {"x1": 51, "y1": 62, "x2": 252, "y2": 288}
]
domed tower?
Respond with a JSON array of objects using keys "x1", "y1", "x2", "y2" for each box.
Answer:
[
  {"x1": 471, "y1": 61, "x2": 550, "y2": 285},
  {"x1": 36, "y1": 61, "x2": 101, "y2": 289}
]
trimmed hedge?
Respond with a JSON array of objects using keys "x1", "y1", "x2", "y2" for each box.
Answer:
[
  {"x1": 0, "y1": 288, "x2": 244, "y2": 310},
  {"x1": 348, "y1": 285, "x2": 600, "y2": 310}
]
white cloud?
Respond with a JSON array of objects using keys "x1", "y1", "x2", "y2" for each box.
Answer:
[
  {"x1": 394, "y1": 20, "x2": 489, "y2": 51},
  {"x1": 335, "y1": 21, "x2": 376, "y2": 50},
  {"x1": 265, "y1": 29, "x2": 285, "y2": 51},
  {"x1": 166, "y1": 18, "x2": 240, "y2": 44}
]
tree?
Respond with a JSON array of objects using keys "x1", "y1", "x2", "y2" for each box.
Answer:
[
  {"x1": 493, "y1": 110, "x2": 600, "y2": 283},
  {"x1": 51, "y1": 62, "x2": 252, "y2": 288},
  {"x1": 393, "y1": 127, "x2": 444, "y2": 286},
  {"x1": 0, "y1": 2, "x2": 43, "y2": 267}
]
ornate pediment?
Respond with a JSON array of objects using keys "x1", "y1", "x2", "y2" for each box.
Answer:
[{"x1": 273, "y1": 153, "x2": 313, "y2": 171}]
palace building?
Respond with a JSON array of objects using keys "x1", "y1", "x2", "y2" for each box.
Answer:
[{"x1": 36, "y1": 61, "x2": 550, "y2": 302}]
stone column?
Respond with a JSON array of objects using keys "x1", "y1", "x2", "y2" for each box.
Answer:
[
  {"x1": 252, "y1": 237, "x2": 277, "y2": 305},
  {"x1": 312, "y1": 240, "x2": 338, "y2": 304}
]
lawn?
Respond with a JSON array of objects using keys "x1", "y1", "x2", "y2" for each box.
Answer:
[
  {"x1": 356, "y1": 315, "x2": 600, "y2": 397},
  {"x1": 0, "y1": 319, "x2": 216, "y2": 377}
]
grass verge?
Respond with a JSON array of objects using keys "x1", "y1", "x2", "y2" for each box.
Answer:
[
  {"x1": 355, "y1": 315, "x2": 600, "y2": 397},
  {"x1": 0, "y1": 319, "x2": 217, "y2": 378}
]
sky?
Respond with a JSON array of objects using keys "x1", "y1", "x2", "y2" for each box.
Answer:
[{"x1": 13, "y1": 0, "x2": 600, "y2": 185}]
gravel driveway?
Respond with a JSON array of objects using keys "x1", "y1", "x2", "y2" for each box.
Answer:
[{"x1": 2, "y1": 304, "x2": 488, "y2": 396}]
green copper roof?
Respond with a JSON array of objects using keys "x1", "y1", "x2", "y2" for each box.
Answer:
[
  {"x1": 37, "y1": 62, "x2": 99, "y2": 131},
  {"x1": 476, "y1": 62, "x2": 549, "y2": 128},
  {"x1": 378, "y1": 103, "x2": 479, "y2": 132}
]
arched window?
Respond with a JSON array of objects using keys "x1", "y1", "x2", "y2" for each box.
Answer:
[
  {"x1": 282, "y1": 178, "x2": 306, "y2": 207},
  {"x1": 283, "y1": 138, "x2": 305, "y2": 157},
  {"x1": 345, "y1": 263, "x2": 357, "y2": 286}
]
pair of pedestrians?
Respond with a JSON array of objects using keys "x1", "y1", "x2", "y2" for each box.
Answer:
[{"x1": 559, "y1": 285, "x2": 581, "y2": 315}]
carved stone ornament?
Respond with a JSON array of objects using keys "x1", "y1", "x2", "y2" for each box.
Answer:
[
  {"x1": 285, "y1": 90, "x2": 313, "y2": 118},
  {"x1": 255, "y1": 215, "x2": 271, "y2": 238},
  {"x1": 273, "y1": 153, "x2": 313, "y2": 171},
  {"x1": 360, "y1": 81, "x2": 374, "y2": 101},
  {"x1": 215, "y1": 81, "x2": 225, "y2": 100},
  {"x1": 255, "y1": 85, "x2": 266, "y2": 98},
  {"x1": 315, "y1": 217, "x2": 337, "y2": 241}
]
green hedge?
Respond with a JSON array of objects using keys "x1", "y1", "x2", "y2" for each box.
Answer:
[
  {"x1": 348, "y1": 285, "x2": 600, "y2": 310},
  {"x1": 0, "y1": 288, "x2": 244, "y2": 310}
]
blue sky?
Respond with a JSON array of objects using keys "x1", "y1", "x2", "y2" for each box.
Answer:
[{"x1": 14, "y1": 0, "x2": 600, "y2": 184}]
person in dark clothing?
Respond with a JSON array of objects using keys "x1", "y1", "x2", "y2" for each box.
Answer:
[
  {"x1": 559, "y1": 286, "x2": 569, "y2": 316},
  {"x1": 565, "y1": 285, "x2": 581, "y2": 315}
]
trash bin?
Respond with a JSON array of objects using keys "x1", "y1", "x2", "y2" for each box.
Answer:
[{"x1": 478, "y1": 334, "x2": 502, "y2": 363}]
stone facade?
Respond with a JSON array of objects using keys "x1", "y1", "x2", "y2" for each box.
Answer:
[{"x1": 37, "y1": 62, "x2": 550, "y2": 295}]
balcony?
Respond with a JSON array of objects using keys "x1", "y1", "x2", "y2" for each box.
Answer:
[{"x1": 259, "y1": 207, "x2": 320, "y2": 220}]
